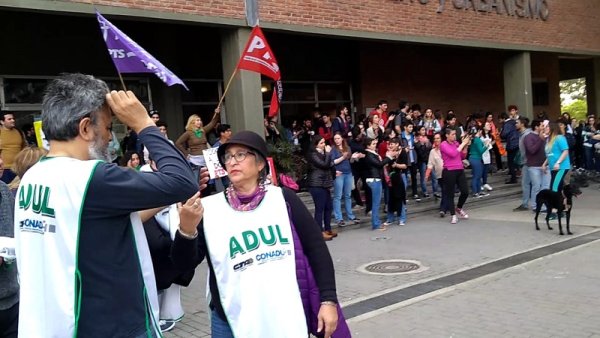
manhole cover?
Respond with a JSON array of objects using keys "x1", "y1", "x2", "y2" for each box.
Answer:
[{"x1": 357, "y1": 259, "x2": 428, "y2": 275}]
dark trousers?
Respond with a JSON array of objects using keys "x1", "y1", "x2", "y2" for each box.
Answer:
[
  {"x1": 351, "y1": 175, "x2": 364, "y2": 206},
  {"x1": 407, "y1": 164, "x2": 418, "y2": 196},
  {"x1": 309, "y1": 187, "x2": 333, "y2": 231},
  {"x1": 360, "y1": 174, "x2": 372, "y2": 213},
  {"x1": 506, "y1": 148, "x2": 519, "y2": 181},
  {"x1": 438, "y1": 178, "x2": 450, "y2": 213},
  {"x1": 0, "y1": 302, "x2": 18, "y2": 338},
  {"x1": 492, "y1": 143, "x2": 503, "y2": 170},
  {"x1": 442, "y1": 169, "x2": 469, "y2": 215}
]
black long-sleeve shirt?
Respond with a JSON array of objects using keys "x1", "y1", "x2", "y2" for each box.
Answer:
[
  {"x1": 77, "y1": 126, "x2": 197, "y2": 337},
  {"x1": 171, "y1": 187, "x2": 337, "y2": 321}
]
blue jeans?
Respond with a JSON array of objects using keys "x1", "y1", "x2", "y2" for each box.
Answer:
[
  {"x1": 521, "y1": 165, "x2": 532, "y2": 208},
  {"x1": 528, "y1": 166, "x2": 550, "y2": 209},
  {"x1": 584, "y1": 146, "x2": 594, "y2": 170},
  {"x1": 419, "y1": 162, "x2": 437, "y2": 194},
  {"x1": 333, "y1": 173, "x2": 356, "y2": 221},
  {"x1": 366, "y1": 180, "x2": 382, "y2": 229},
  {"x1": 211, "y1": 310, "x2": 234, "y2": 338},
  {"x1": 386, "y1": 202, "x2": 407, "y2": 223},
  {"x1": 469, "y1": 157, "x2": 483, "y2": 194}
]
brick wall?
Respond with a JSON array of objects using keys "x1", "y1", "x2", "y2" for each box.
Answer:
[
  {"x1": 66, "y1": 0, "x2": 600, "y2": 54},
  {"x1": 358, "y1": 42, "x2": 506, "y2": 121}
]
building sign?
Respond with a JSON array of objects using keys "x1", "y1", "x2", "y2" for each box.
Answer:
[{"x1": 393, "y1": 0, "x2": 549, "y2": 21}]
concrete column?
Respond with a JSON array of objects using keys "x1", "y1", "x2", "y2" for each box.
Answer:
[
  {"x1": 220, "y1": 27, "x2": 264, "y2": 136},
  {"x1": 503, "y1": 52, "x2": 533, "y2": 119},
  {"x1": 590, "y1": 57, "x2": 600, "y2": 117},
  {"x1": 153, "y1": 83, "x2": 184, "y2": 138}
]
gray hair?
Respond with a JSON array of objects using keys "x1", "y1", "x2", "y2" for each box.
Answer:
[{"x1": 42, "y1": 73, "x2": 109, "y2": 141}]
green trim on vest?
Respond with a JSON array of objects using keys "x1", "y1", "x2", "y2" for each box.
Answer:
[
  {"x1": 130, "y1": 224, "x2": 164, "y2": 338},
  {"x1": 73, "y1": 160, "x2": 100, "y2": 337}
]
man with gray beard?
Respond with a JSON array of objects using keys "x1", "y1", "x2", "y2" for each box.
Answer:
[{"x1": 14, "y1": 73, "x2": 199, "y2": 337}]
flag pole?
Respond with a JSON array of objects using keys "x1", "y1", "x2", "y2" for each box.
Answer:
[
  {"x1": 217, "y1": 69, "x2": 239, "y2": 108},
  {"x1": 117, "y1": 72, "x2": 128, "y2": 91}
]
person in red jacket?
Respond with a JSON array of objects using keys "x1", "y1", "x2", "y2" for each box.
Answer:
[{"x1": 319, "y1": 114, "x2": 334, "y2": 144}]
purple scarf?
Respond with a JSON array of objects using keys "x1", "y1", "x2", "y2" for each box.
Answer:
[{"x1": 225, "y1": 183, "x2": 266, "y2": 211}]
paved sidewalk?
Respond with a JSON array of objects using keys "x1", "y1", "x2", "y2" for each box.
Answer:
[
  {"x1": 348, "y1": 240, "x2": 600, "y2": 337},
  {"x1": 165, "y1": 186, "x2": 600, "y2": 337}
]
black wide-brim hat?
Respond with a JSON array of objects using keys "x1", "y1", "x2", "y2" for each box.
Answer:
[{"x1": 217, "y1": 130, "x2": 270, "y2": 173}]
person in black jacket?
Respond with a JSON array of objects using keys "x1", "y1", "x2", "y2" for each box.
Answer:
[
  {"x1": 139, "y1": 158, "x2": 208, "y2": 332},
  {"x1": 363, "y1": 137, "x2": 395, "y2": 230},
  {"x1": 170, "y1": 131, "x2": 345, "y2": 338},
  {"x1": 348, "y1": 129, "x2": 369, "y2": 211},
  {"x1": 384, "y1": 138, "x2": 407, "y2": 226},
  {"x1": 306, "y1": 135, "x2": 345, "y2": 240},
  {"x1": 501, "y1": 105, "x2": 521, "y2": 184}
]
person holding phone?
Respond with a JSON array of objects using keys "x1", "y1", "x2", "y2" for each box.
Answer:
[
  {"x1": 440, "y1": 129, "x2": 471, "y2": 224},
  {"x1": 171, "y1": 131, "x2": 350, "y2": 338}
]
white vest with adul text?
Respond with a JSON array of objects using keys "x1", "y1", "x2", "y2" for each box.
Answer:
[
  {"x1": 202, "y1": 186, "x2": 308, "y2": 337},
  {"x1": 14, "y1": 157, "x2": 161, "y2": 337}
]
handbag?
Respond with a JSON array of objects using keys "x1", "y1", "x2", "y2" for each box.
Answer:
[{"x1": 279, "y1": 174, "x2": 299, "y2": 191}]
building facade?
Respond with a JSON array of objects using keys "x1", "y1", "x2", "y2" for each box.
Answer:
[{"x1": 1, "y1": 0, "x2": 600, "y2": 136}]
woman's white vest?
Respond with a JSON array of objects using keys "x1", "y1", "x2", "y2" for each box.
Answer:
[
  {"x1": 14, "y1": 157, "x2": 161, "y2": 337},
  {"x1": 202, "y1": 186, "x2": 308, "y2": 337}
]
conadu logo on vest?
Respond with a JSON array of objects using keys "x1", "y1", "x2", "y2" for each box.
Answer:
[
  {"x1": 19, "y1": 218, "x2": 57, "y2": 234},
  {"x1": 229, "y1": 224, "x2": 292, "y2": 271}
]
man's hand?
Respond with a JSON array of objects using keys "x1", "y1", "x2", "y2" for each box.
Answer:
[
  {"x1": 178, "y1": 192, "x2": 203, "y2": 236},
  {"x1": 106, "y1": 90, "x2": 154, "y2": 134},
  {"x1": 317, "y1": 303, "x2": 338, "y2": 338},
  {"x1": 198, "y1": 167, "x2": 210, "y2": 192}
]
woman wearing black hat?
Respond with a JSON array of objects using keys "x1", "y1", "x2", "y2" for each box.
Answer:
[{"x1": 171, "y1": 131, "x2": 350, "y2": 338}]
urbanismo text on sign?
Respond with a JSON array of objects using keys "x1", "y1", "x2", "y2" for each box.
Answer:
[{"x1": 393, "y1": 0, "x2": 549, "y2": 21}]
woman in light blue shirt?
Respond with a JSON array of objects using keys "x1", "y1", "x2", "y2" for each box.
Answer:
[{"x1": 543, "y1": 122, "x2": 570, "y2": 193}]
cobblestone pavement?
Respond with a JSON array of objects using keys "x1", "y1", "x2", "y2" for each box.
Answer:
[{"x1": 165, "y1": 186, "x2": 600, "y2": 337}]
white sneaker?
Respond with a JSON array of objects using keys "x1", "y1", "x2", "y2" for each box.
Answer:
[
  {"x1": 450, "y1": 215, "x2": 458, "y2": 224},
  {"x1": 160, "y1": 320, "x2": 176, "y2": 332},
  {"x1": 483, "y1": 184, "x2": 493, "y2": 191},
  {"x1": 456, "y1": 208, "x2": 469, "y2": 219}
]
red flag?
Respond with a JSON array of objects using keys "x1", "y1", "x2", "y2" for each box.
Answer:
[{"x1": 237, "y1": 26, "x2": 282, "y2": 117}]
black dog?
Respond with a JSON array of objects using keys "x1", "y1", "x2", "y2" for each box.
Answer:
[{"x1": 534, "y1": 184, "x2": 582, "y2": 235}]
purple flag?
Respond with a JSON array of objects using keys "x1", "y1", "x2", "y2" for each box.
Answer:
[{"x1": 96, "y1": 11, "x2": 188, "y2": 90}]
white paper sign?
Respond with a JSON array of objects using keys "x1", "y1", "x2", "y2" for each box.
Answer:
[{"x1": 203, "y1": 148, "x2": 228, "y2": 179}]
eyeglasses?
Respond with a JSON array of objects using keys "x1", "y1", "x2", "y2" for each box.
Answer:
[{"x1": 223, "y1": 151, "x2": 256, "y2": 164}]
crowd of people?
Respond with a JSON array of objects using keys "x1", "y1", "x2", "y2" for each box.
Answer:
[
  {"x1": 271, "y1": 101, "x2": 600, "y2": 235},
  {"x1": 1, "y1": 73, "x2": 598, "y2": 337},
  {"x1": 0, "y1": 73, "x2": 350, "y2": 338}
]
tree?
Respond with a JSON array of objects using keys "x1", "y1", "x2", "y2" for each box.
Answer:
[
  {"x1": 560, "y1": 78, "x2": 586, "y2": 105},
  {"x1": 562, "y1": 99, "x2": 588, "y2": 121},
  {"x1": 560, "y1": 78, "x2": 588, "y2": 120}
]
